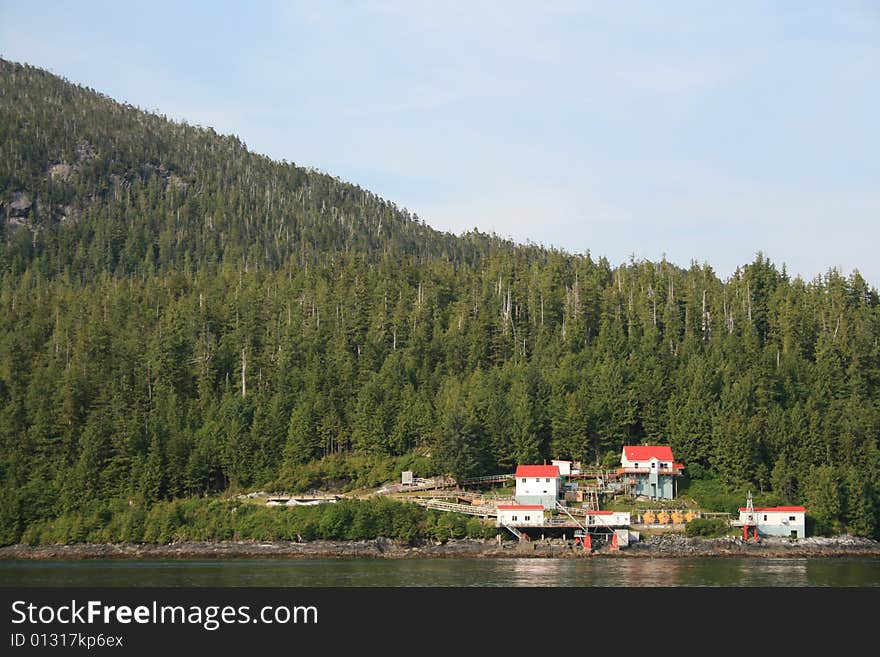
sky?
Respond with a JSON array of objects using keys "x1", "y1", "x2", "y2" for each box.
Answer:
[{"x1": 2, "y1": 1, "x2": 878, "y2": 285}]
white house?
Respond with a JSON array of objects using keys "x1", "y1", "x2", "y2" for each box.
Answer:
[
  {"x1": 619, "y1": 445, "x2": 684, "y2": 500},
  {"x1": 738, "y1": 505, "x2": 806, "y2": 538},
  {"x1": 514, "y1": 465, "x2": 561, "y2": 508},
  {"x1": 496, "y1": 505, "x2": 545, "y2": 527},
  {"x1": 585, "y1": 510, "x2": 631, "y2": 527}
]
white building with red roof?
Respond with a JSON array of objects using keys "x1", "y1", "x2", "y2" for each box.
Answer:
[
  {"x1": 738, "y1": 505, "x2": 806, "y2": 538},
  {"x1": 496, "y1": 504, "x2": 545, "y2": 527},
  {"x1": 619, "y1": 445, "x2": 684, "y2": 500},
  {"x1": 514, "y1": 464, "x2": 561, "y2": 508}
]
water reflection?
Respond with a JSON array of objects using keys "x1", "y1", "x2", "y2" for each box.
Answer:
[
  {"x1": 739, "y1": 559, "x2": 809, "y2": 587},
  {"x1": 612, "y1": 558, "x2": 683, "y2": 587},
  {"x1": 505, "y1": 558, "x2": 568, "y2": 587},
  {"x1": 1, "y1": 557, "x2": 878, "y2": 587}
]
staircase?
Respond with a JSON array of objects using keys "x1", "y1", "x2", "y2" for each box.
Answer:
[{"x1": 501, "y1": 524, "x2": 524, "y2": 540}]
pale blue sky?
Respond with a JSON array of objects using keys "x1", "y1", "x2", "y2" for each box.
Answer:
[{"x1": 2, "y1": 1, "x2": 878, "y2": 284}]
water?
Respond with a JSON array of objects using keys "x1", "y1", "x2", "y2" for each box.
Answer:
[{"x1": 1, "y1": 557, "x2": 878, "y2": 587}]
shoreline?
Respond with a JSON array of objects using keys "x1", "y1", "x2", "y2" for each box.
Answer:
[{"x1": 2, "y1": 535, "x2": 880, "y2": 561}]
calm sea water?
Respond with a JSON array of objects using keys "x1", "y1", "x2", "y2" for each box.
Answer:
[{"x1": 1, "y1": 557, "x2": 878, "y2": 587}]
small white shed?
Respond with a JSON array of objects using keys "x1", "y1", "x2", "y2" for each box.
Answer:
[
  {"x1": 585, "y1": 510, "x2": 631, "y2": 527},
  {"x1": 551, "y1": 460, "x2": 572, "y2": 476},
  {"x1": 496, "y1": 505, "x2": 545, "y2": 527}
]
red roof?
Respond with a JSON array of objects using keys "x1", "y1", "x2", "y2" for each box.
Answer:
[
  {"x1": 739, "y1": 506, "x2": 805, "y2": 513},
  {"x1": 515, "y1": 465, "x2": 560, "y2": 478},
  {"x1": 623, "y1": 445, "x2": 674, "y2": 461},
  {"x1": 497, "y1": 505, "x2": 544, "y2": 510},
  {"x1": 587, "y1": 510, "x2": 614, "y2": 515}
]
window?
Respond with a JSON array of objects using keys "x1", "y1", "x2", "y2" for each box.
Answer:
[
  {"x1": 545, "y1": 478, "x2": 550, "y2": 483},
  {"x1": 524, "y1": 516, "x2": 531, "y2": 521},
  {"x1": 535, "y1": 478, "x2": 540, "y2": 483},
  {"x1": 789, "y1": 516, "x2": 796, "y2": 521},
  {"x1": 651, "y1": 461, "x2": 656, "y2": 468},
  {"x1": 634, "y1": 463, "x2": 639, "y2": 468},
  {"x1": 511, "y1": 516, "x2": 518, "y2": 521},
  {"x1": 763, "y1": 515, "x2": 768, "y2": 521}
]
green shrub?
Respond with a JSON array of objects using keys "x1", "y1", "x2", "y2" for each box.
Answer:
[
  {"x1": 685, "y1": 518, "x2": 729, "y2": 537},
  {"x1": 686, "y1": 479, "x2": 744, "y2": 514},
  {"x1": 12, "y1": 494, "x2": 492, "y2": 546}
]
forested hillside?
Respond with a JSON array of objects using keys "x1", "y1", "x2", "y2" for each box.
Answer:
[{"x1": 1, "y1": 58, "x2": 878, "y2": 542}]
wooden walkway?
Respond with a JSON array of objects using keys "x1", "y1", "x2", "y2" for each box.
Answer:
[
  {"x1": 460, "y1": 473, "x2": 515, "y2": 486},
  {"x1": 408, "y1": 498, "x2": 498, "y2": 517},
  {"x1": 400, "y1": 489, "x2": 483, "y2": 500},
  {"x1": 401, "y1": 476, "x2": 457, "y2": 491}
]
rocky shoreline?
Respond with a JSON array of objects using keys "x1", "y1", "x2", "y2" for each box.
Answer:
[
  {"x1": 1, "y1": 534, "x2": 879, "y2": 560},
  {"x1": 622, "y1": 534, "x2": 880, "y2": 558}
]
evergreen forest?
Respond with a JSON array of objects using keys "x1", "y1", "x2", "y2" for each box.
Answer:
[{"x1": 1, "y1": 59, "x2": 878, "y2": 543}]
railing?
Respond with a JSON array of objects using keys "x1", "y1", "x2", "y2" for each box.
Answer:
[
  {"x1": 501, "y1": 524, "x2": 523, "y2": 540},
  {"x1": 568, "y1": 470, "x2": 620, "y2": 480},
  {"x1": 403, "y1": 489, "x2": 481, "y2": 500},
  {"x1": 411, "y1": 498, "x2": 497, "y2": 517},
  {"x1": 460, "y1": 473, "x2": 515, "y2": 485},
  {"x1": 399, "y1": 476, "x2": 457, "y2": 490},
  {"x1": 617, "y1": 467, "x2": 682, "y2": 475}
]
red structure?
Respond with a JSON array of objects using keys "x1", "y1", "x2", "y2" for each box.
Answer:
[
  {"x1": 741, "y1": 490, "x2": 760, "y2": 542},
  {"x1": 742, "y1": 524, "x2": 759, "y2": 541},
  {"x1": 514, "y1": 465, "x2": 561, "y2": 478},
  {"x1": 574, "y1": 534, "x2": 592, "y2": 551}
]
